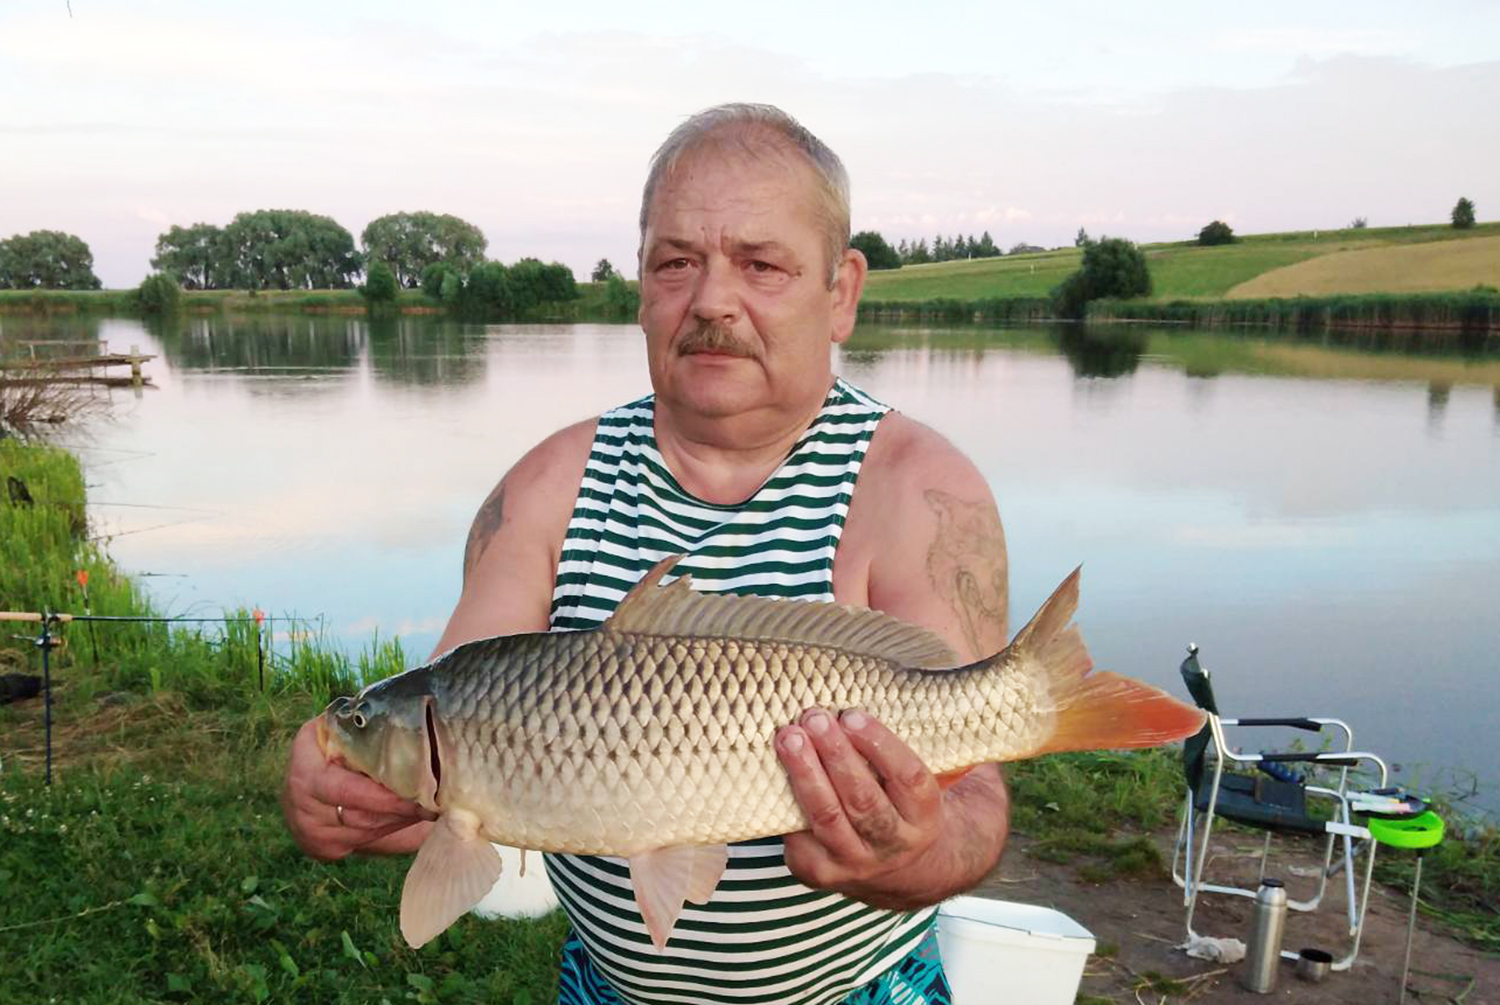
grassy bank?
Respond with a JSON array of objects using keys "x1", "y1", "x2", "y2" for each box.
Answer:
[
  {"x1": 2, "y1": 440, "x2": 1496, "y2": 1002},
  {"x1": 0, "y1": 438, "x2": 566, "y2": 1004}
]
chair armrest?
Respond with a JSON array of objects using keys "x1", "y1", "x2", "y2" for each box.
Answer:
[
  {"x1": 1214, "y1": 748, "x2": 1386, "y2": 778},
  {"x1": 1223, "y1": 717, "x2": 1324, "y2": 731},
  {"x1": 1216, "y1": 716, "x2": 1355, "y2": 750}
]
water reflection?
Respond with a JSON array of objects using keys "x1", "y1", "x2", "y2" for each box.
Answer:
[
  {"x1": 11, "y1": 313, "x2": 1500, "y2": 816},
  {"x1": 1055, "y1": 326, "x2": 1148, "y2": 378}
]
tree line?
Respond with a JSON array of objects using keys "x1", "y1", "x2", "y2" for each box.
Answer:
[{"x1": 851, "y1": 230, "x2": 1016, "y2": 270}]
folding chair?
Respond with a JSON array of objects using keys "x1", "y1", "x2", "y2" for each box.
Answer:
[{"x1": 1170, "y1": 643, "x2": 1389, "y2": 971}]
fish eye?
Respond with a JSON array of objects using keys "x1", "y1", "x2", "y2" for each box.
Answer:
[{"x1": 352, "y1": 712, "x2": 367, "y2": 729}]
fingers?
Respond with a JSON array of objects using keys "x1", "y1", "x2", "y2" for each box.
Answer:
[
  {"x1": 839, "y1": 711, "x2": 943, "y2": 825},
  {"x1": 778, "y1": 710, "x2": 876, "y2": 860},
  {"x1": 776, "y1": 709, "x2": 943, "y2": 874},
  {"x1": 282, "y1": 718, "x2": 431, "y2": 860}
]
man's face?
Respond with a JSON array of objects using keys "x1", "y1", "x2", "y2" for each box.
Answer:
[{"x1": 638, "y1": 145, "x2": 864, "y2": 423}]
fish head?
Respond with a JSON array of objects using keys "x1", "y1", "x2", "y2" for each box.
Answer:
[{"x1": 317, "y1": 672, "x2": 443, "y2": 810}]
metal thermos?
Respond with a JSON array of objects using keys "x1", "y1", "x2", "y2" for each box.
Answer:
[{"x1": 1242, "y1": 878, "x2": 1288, "y2": 993}]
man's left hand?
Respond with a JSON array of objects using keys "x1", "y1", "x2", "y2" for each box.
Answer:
[{"x1": 775, "y1": 708, "x2": 1007, "y2": 909}]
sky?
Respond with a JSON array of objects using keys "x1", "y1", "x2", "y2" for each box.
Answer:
[{"x1": 2, "y1": 1, "x2": 1498, "y2": 288}]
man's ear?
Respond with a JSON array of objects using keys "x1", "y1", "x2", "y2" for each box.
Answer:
[{"x1": 830, "y1": 248, "x2": 868, "y2": 345}]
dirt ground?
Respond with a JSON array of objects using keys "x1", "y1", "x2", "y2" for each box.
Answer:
[{"x1": 970, "y1": 828, "x2": 1495, "y2": 1004}]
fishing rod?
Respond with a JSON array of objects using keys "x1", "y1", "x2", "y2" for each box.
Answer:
[{"x1": 1, "y1": 609, "x2": 279, "y2": 783}]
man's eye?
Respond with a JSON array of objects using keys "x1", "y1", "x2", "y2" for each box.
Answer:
[
  {"x1": 747, "y1": 261, "x2": 779, "y2": 274},
  {"x1": 657, "y1": 258, "x2": 690, "y2": 272}
]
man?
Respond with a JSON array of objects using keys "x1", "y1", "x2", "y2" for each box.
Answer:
[{"x1": 282, "y1": 103, "x2": 1010, "y2": 1004}]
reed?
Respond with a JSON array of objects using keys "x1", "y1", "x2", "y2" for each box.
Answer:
[{"x1": 1086, "y1": 290, "x2": 1500, "y2": 333}]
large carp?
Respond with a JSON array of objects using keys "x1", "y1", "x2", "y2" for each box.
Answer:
[{"x1": 318, "y1": 557, "x2": 1202, "y2": 950}]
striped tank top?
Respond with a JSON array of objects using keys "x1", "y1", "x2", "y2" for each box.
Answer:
[{"x1": 544, "y1": 377, "x2": 939, "y2": 1005}]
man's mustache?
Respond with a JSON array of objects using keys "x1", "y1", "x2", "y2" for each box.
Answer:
[{"x1": 676, "y1": 322, "x2": 756, "y2": 358}]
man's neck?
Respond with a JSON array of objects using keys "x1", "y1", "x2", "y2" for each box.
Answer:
[{"x1": 653, "y1": 383, "x2": 832, "y2": 505}]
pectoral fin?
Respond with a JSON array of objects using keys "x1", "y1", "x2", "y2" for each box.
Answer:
[
  {"x1": 400, "y1": 812, "x2": 502, "y2": 949},
  {"x1": 628, "y1": 844, "x2": 729, "y2": 951}
]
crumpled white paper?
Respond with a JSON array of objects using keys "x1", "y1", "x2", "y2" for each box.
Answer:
[{"x1": 1179, "y1": 934, "x2": 1247, "y2": 963}]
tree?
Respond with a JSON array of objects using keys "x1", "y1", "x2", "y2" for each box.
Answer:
[
  {"x1": 151, "y1": 223, "x2": 222, "y2": 289},
  {"x1": 1349, "y1": 217, "x2": 1368, "y2": 230},
  {"x1": 973, "y1": 231, "x2": 999, "y2": 258},
  {"x1": 906, "y1": 238, "x2": 931, "y2": 264},
  {"x1": 1197, "y1": 220, "x2": 1236, "y2": 246},
  {"x1": 1075, "y1": 227, "x2": 1091, "y2": 248},
  {"x1": 849, "y1": 231, "x2": 901, "y2": 271},
  {"x1": 1052, "y1": 236, "x2": 1152, "y2": 318},
  {"x1": 361, "y1": 260, "x2": 399, "y2": 305},
  {"x1": 0, "y1": 230, "x2": 102, "y2": 289},
  {"x1": 217, "y1": 210, "x2": 362, "y2": 289},
  {"x1": 360, "y1": 212, "x2": 487, "y2": 288},
  {"x1": 1452, "y1": 197, "x2": 1476, "y2": 229},
  {"x1": 592, "y1": 259, "x2": 616, "y2": 283}
]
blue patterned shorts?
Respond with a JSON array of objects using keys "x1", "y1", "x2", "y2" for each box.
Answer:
[{"x1": 556, "y1": 924, "x2": 950, "y2": 1005}]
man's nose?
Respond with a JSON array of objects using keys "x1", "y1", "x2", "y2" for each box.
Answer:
[{"x1": 691, "y1": 258, "x2": 740, "y2": 324}]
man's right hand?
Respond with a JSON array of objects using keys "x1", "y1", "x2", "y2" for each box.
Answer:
[{"x1": 279, "y1": 718, "x2": 434, "y2": 860}]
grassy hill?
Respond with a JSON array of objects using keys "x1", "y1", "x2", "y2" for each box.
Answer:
[
  {"x1": 1230, "y1": 233, "x2": 1500, "y2": 298},
  {"x1": 862, "y1": 221, "x2": 1500, "y2": 302}
]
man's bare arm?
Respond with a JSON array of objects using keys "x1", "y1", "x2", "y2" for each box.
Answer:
[{"x1": 780, "y1": 415, "x2": 1010, "y2": 907}]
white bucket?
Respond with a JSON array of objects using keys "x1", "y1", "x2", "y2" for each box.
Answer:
[
  {"x1": 470, "y1": 844, "x2": 560, "y2": 919},
  {"x1": 937, "y1": 895, "x2": 1095, "y2": 1005}
]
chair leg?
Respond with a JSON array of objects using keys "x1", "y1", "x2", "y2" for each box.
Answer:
[
  {"x1": 1184, "y1": 808, "x2": 1218, "y2": 943},
  {"x1": 1332, "y1": 828, "x2": 1378, "y2": 971}
]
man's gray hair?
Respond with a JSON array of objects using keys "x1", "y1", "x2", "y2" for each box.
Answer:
[{"x1": 639, "y1": 103, "x2": 851, "y2": 287}]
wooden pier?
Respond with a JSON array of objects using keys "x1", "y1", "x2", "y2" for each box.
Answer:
[{"x1": 0, "y1": 343, "x2": 156, "y2": 387}]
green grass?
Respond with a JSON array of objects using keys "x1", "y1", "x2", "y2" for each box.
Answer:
[{"x1": 1, "y1": 438, "x2": 565, "y2": 1003}]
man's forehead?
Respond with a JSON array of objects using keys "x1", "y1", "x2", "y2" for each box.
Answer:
[{"x1": 647, "y1": 144, "x2": 818, "y2": 216}]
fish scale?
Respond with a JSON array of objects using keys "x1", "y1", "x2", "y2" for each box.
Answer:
[{"x1": 422, "y1": 628, "x2": 1046, "y2": 855}]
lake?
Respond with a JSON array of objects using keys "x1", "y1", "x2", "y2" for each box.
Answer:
[{"x1": 13, "y1": 313, "x2": 1500, "y2": 817}]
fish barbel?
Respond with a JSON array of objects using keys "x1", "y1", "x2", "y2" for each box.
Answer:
[{"x1": 318, "y1": 556, "x2": 1203, "y2": 951}]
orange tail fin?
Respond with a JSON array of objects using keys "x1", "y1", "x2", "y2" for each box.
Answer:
[{"x1": 1013, "y1": 568, "x2": 1205, "y2": 755}]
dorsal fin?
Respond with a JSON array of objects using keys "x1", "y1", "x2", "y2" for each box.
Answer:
[
  {"x1": 1009, "y1": 565, "x2": 1081, "y2": 657},
  {"x1": 604, "y1": 555, "x2": 960, "y2": 669}
]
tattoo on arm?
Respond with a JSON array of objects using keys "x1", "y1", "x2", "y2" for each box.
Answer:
[
  {"x1": 462, "y1": 482, "x2": 506, "y2": 584},
  {"x1": 923, "y1": 489, "x2": 1008, "y2": 656}
]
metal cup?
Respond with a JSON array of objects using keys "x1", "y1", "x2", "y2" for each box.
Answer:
[{"x1": 1296, "y1": 948, "x2": 1332, "y2": 983}]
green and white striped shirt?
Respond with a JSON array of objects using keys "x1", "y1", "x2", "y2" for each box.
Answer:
[{"x1": 545, "y1": 377, "x2": 937, "y2": 1005}]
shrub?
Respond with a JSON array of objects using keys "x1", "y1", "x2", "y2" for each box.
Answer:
[
  {"x1": 134, "y1": 272, "x2": 181, "y2": 314},
  {"x1": 1197, "y1": 220, "x2": 1236, "y2": 246},
  {"x1": 1051, "y1": 237, "x2": 1152, "y2": 319},
  {"x1": 420, "y1": 261, "x2": 457, "y2": 299},
  {"x1": 361, "y1": 260, "x2": 398, "y2": 304},
  {"x1": 603, "y1": 273, "x2": 639, "y2": 317}
]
